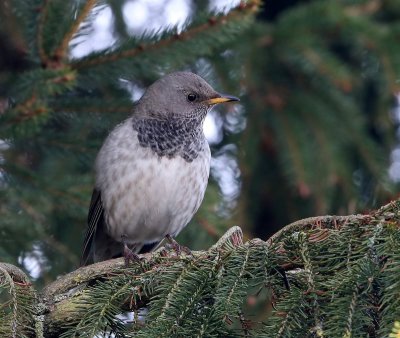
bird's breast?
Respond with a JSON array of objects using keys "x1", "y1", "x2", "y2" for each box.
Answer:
[
  {"x1": 95, "y1": 122, "x2": 211, "y2": 245},
  {"x1": 133, "y1": 115, "x2": 206, "y2": 162}
]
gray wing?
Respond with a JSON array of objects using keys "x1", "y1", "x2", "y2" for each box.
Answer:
[{"x1": 81, "y1": 188, "x2": 104, "y2": 266}]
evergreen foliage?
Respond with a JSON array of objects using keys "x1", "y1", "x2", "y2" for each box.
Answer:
[
  {"x1": 237, "y1": 0, "x2": 400, "y2": 237},
  {"x1": 2, "y1": 201, "x2": 400, "y2": 337}
]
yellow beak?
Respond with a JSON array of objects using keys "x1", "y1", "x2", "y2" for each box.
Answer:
[{"x1": 203, "y1": 94, "x2": 240, "y2": 105}]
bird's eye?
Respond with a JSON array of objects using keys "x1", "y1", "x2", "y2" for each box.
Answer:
[{"x1": 187, "y1": 93, "x2": 197, "y2": 102}]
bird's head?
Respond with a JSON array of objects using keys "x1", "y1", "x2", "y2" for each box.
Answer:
[{"x1": 135, "y1": 72, "x2": 239, "y2": 122}]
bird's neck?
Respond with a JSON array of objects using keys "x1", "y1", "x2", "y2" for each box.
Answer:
[{"x1": 132, "y1": 114, "x2": 207, "y2": 162}]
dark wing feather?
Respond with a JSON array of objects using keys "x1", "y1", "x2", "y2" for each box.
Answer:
[{"x1": 81, "y1": 188, "x2": 104, "y2": 266}]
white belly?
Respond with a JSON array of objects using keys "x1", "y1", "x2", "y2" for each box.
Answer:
[{"x1": 95, "y1": 122, "x2": 210, "y2": 245}]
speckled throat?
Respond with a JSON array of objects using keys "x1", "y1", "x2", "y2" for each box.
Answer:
[{"x1": 132, "y1": 113, "x2": 207, "y2": 162}]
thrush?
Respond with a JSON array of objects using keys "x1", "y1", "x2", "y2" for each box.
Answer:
[{"x1": 81, "y1": 72, "x2": 239, "y2": 265}]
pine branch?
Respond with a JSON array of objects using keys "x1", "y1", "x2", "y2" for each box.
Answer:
[
  {"x1": 0, "y1": 263, "x2": 31, "y2": 285},
  {"x1": 37, "y1": 0, "x2": 49, "y2": 65},
  {"x1": 2, "y1": 0, "x2": 258, "y2": 137},
  {"x1": 53, "y1": 0, "x2": 97, "y2": 61},
  {"x1": 71, "y1": 0, "x2": 260, "y2": 70},
  {"x1": 0, "y1": 265, "x2": 20, "y2": 337},
  {"x1": 2, "y1": 200, "x2": 400, "y2": 337},
  {"x1": 0, "y1": 263, "x2": 37, "y2": 338}
]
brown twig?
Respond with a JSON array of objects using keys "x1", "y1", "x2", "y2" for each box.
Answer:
[
  {"x1": 71, "y1": 0, "x2": 260, "y2": 70},
  {"x1": 41, "y1": 249, "x2": 204, "y2": 300},
  {"x1": 9, "y1": 94, "x2": 48, "y2": 124},
  {"x1": 53, "y1": 0, "x2": 98, "y2": 61},
  {"x1": 197, "y1": 217, "x2": 220, "y2": 238},
  {"x1": 0, "y1": 262, "x2": 31, "y2": 285},
  {"x1": 37, "y1": 0, "x2": 50, "y2": 65}
]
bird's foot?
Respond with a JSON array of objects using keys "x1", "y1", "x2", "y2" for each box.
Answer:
[
  {"x1": 121, "y1": 235, "x2": 141, "y2": 266},
  {"x1": 165, "y1": 234, "x2": 192, "y2": 256},
  {"x1": 123, "y1": 244, "x2": 141, "y2": 266}
]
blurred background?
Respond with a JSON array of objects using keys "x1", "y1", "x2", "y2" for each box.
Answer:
[{"x1": 1, "y1": 0, "x2": 400, "y2": 286}]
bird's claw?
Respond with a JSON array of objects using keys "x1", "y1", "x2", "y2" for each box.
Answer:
[
  {"x1": 123, "y1": 243, "x2": 141, "y2": 266},
  {"x1": 165, "y1": 234, "x2": 192, "y2": 256}
]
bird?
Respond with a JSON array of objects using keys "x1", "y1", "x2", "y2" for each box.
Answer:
[{"x1": 81, "y1": 71, "x2": 239, "y2": 265}]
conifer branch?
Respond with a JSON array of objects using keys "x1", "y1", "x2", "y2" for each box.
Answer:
[
  {"x1": 267, "y1": 214, "x2": 369, "y2": 246},
  {"x1": 344, "y1": 285, "x2": 360, "y2": 337},
  {"x1": 0, "y1": 265, "x2": 19, "y2": 337},
  {"x1": 37, "y1": 0, "x2": 50, "y2": 65},
  {"x1": 0, "y1": 263, "x2": 32, "y2": 285},
  {"x1": 2, "y1": 200, "x2": 400, "y2": 337},
  {"x1": 0, "y1": 263, "x2": 37, "y2": 338},
  {"x1": 41, "y1": 256, "x2": 127, "y2": 300},
  {"x1": 225, "y1": 245, "x2": 250, "y2": 310},
  {"x1": 53, "y1": 0, "x2": 97, "y2": 61},
  {"x1": 298, "y1": 233, "x2": 323, "y2": 335},
  {"x1": 71, "y1": 0, "x2": 260, "y2": 70},
  {"x1": 10, "y1": 95, "x2": 48, "y2": 123}
]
